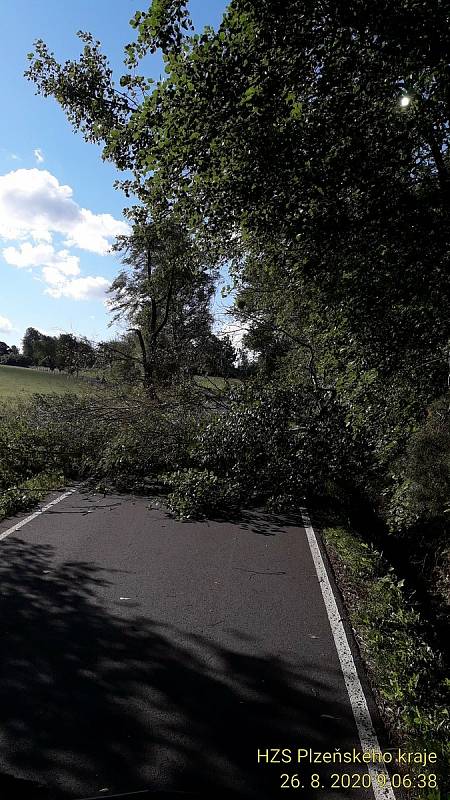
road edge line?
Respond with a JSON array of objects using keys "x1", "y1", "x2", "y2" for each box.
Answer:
[
  {"x1": 300, "y1": 506, "x2": 396, "y2": 800},
  {"x1": 0, "y1": 487, "x2": 78, "y2": 542}
]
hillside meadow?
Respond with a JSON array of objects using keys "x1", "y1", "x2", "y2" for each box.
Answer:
[{"x1": 0, "y1": 365, "x2": 89, "y2": 400}]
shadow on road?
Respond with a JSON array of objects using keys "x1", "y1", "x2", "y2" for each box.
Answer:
[
  {"x1": 236, "y1": 510, "x2": 300, "y2": 536},
  {"x1": 0, "y1": 536, "x2": 357, "y2": 800}
]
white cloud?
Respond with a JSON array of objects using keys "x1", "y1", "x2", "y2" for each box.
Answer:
[
  {"x1": 11, "y1": 154, "x2": 20, "y2": 161},
  {"x1": 3, "y1": 242, "x2": 54, "y2": 267},
  {"x1": 0, "y1": 169, "x2": 129, "y2": 304},
  {"x1": 3, "y1": 242, "x2": 80, "y2": 276},
  {"x1": 0, "y1": 168, "x2": 129, "y2": 254},
  {"x1": 45, "y1": 275, "x2": 110, "y2": 301},
  {"x1": 41, "y1": 265, "x2": 67, "y2": 286},
  {"x1": 66, "y1": 208, "x2": 128, "y2": 255},
  {"x1": 46, "y1": 249, "x2": 81, "y2": 276},
  {"x1": 0, "y1": 315, "x2": 13, "y2": 333},
  {"x1": 218, "y1": 320, "x2": 250, "y2": 351},
  {"x1": 34, "y1": 148, "x2": 44, "y2": 164}
]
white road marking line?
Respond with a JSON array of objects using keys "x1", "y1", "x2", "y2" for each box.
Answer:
[
  {"x1": 300, "y1": 507, "x2": 396, "y2": 800},
  {"x1": 0, "y1": 488, "x2": 77, "y2": 542}
]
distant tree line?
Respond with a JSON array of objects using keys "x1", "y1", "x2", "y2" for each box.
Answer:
[
  {"x1": 1, "y1": 321, "x2": 246, "y2": 384},
  {"x1": 1, "y1": 330, "x2": 103, "y2": 374},
  {"x1": 20, "y1": 328, "x2": 97, "y2": 375},
  {"x1": 0, "y1": 342, "x2": 21, "y2": 364}
]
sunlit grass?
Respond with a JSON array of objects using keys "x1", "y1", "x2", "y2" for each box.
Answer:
[{"x1": 0, "y1": 365, "x2": 88, "y2": 399}]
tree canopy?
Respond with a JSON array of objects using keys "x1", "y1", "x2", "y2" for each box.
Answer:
[
  {"x1": 19, "y1": 9, "x2": 450, "y2": 770},
  {"x1": 25, "y1": 0, "x2": 450, "y2": 467}
]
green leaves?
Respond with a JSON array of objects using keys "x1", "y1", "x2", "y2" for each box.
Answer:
[
  {"x1": 24, "y1": 0, "x2": 450, "y2": 540},
  {"x1": 164, "y1": 468, "x2": 226, "y2": 518},
  {"x1": 241, "y1": 84, "x2": 262, "y2": 105},
  {"x1": 323, "y1": 522, "x2": 449, "y2": 784},
  {"x1": 125, "y1": 0, "x2": 193, "y2": 62}
]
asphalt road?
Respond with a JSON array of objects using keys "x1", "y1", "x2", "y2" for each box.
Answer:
[{"x1": 0, "y1": 490, "x2": 385, "y2": 800}]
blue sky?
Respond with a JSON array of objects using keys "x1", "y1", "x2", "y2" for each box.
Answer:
[{"x1": 0, "y1": 0, "x2": 228, "y2": 349}]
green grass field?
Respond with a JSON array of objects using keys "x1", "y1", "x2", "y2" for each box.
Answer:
[
  {"x1": 0, "y1": 365, "x2": 88, "y2": 400},
  {"x1": 0, "y1": 366, "x2": 241, "y2": 402}
]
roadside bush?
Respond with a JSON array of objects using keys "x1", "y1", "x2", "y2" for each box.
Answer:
[
  {"x1": 323, "y1": 523, "x2": 449, "y2": 790},
  {"x1": 95, "y1": 410, "x2": 195, "y2": 492},
  {"x1": 0, "y1": 390, "x2": 197, "y2": 497},
  {"x1": 378, "y1": 393, "x2": 450, "y2": 610},
  {"x1": 0, "y1": 404, "x2": 56, "y2": 490},
  {"x1": 163, "y1": 468, "x2": 235, "y2": 518},
  {"x1": 386, "y1": 394, "x2": 450, "y2": 530},
  {"x1": 24, "y1": 393, "x2": 111, "y2": 479},
  {"x1": 0, "y1": 398, "x2": 72, "y2": 520},
  {"x1": 0, "y1": 383, "x2": 363, "y2": 518},
  {"x1": 0, "y1": 471, "x2": 63, "y2": 519},
  {"x1": 198, "y1": 386, "x2": 360, "y2": 498}
]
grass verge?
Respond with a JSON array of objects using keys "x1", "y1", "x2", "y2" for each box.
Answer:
[
  {"x1": 320, "y1": 521, "x2": 449, "y2": 799},
  {"x1": 0, "y1": 471, "x2": 64, "y2": 521}
]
